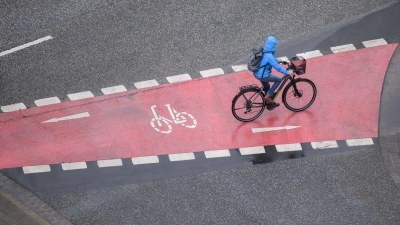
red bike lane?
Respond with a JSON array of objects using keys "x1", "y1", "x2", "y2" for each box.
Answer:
[{"x1": 0, "y1": 44, "x2": 397, "y2": 169}]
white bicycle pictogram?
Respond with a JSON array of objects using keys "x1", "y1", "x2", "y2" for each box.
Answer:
[{"x1": 150, "y1": 104, "x2": 197, "y2": 134}]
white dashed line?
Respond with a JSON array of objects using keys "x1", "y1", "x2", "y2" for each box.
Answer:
[
  {"x1": 200, "y1": 68, "x2": 224, "y2": 77},
  {"x1": 330, "y1": 44, "x2": 356, "y2": 53},
  {"x1": 131, "y1": 156, "x2": 159, "y2": 165},
  {"x1": 346, "y1": 138, "x2": 374, "y2": 146},
  {"x1": 97, "y1": 159, "x2": 123, "y2": 168},
  {"x1": 168, "y1": 153, "x2": 195, "y2": 161},
  {"x1": 296, "y1": 50, "x2": 323, "y2": 59},
  {"x1": 166, "y1": 74, "x2": 192, "y2": 83},
  {"x1": 101, "y1": 85, "x2": 127, "y2": 95},
  {"x1": 362, "y1": 38, "x2": 388, "y2": 48},
  {"x1": 277, "y1": 56, "x2": 290, "y2": 62},
  {"x1": 134, "y1": 79, "x2": 159, "y2": 89},
  {"x1": 1, "y1": 103, "x2": 27, "y2": 112},
  {"x1": 34, "y1": 97, "x2": 61, "y2": 106},
  {"x1": 231, "y1": 65, "x2": 248, "y2": 72},
  {"x1": 311, "y1": 141, "x2": 339, "y2": 149},
  {"x1": 0, "y1": 36, "x2": 53, "y2": 57},
  {"x1": 204, "y1": 149, "x2": 231, "y2": 158},
  {"x1": 61, "y1": 162, "x2": 87, "y2": 170},
  {"x1": 67, "y1": 91, "x2": 94, "y2": 101},
  {"x1": 23, "y1": 165, "x2": 51, "y2": 174},
  {"x1": 239, "y1": 146, "x2": 265, "y2": 155},
  {"x1": 275, "y1": 143, "x2": 302, "y2": 152}
]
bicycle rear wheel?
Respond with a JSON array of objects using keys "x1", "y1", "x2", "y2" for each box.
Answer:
[
  {"x1": 232, "y1": 89, "x2": 266, "y2": 122},
  {"x1": 282, "y1": 78, "x2": 317, "y2": 112}
]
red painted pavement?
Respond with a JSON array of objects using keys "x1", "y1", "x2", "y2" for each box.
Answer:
[{"x1": 0, "y1": 44, "x2": 397, "y2": 169}]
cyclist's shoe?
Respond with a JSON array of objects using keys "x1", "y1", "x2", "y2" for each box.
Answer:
[{"x1": 266, "y1": 102, "x2": 280, "y2": 110}]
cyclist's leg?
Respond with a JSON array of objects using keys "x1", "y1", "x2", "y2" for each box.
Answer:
[
  {"x1": 260, "y1": 74, "x2": 282, "y2": 106},
  {"x1": 260, "y1": 80, "x2": 270, "y2": 94}
]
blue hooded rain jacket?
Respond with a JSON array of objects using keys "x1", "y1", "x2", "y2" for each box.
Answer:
[{"x1": 253, "y1": 36, "x2": 289, "y2": 79}]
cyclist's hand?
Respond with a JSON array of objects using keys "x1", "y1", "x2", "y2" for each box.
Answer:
[{"x1": 288, "y1": 69, "x2": 294, "y2": 76}]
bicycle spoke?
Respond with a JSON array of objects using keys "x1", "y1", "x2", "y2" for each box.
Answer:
[{"x1": 232, "y1": 90, "x2": 266, "y2": 122}]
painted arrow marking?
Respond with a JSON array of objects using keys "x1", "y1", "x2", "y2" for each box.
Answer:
[
  {"x1": 42, "y1": 112, "x2": 90, "y2": 123},
  {"x1": 252, "y1": 126, "x2": 301, "y2": 133}
]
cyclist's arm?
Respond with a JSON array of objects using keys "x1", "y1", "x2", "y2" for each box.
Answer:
[{"x1": 266, "y1": 54, "x2": 290, "y2": 75}]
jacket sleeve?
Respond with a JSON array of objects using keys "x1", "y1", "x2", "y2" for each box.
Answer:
[{"x1": 265, "y1": 54, "x2": 289, "y2": 75}]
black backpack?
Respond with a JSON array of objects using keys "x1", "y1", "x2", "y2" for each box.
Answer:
[{"x1": 247, "y1": 47, "x2": 270, "y2": 72}]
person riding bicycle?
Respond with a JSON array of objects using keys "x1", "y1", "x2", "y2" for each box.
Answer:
[{"x1": 253, "y1": 36, "x2": 293, "y2": 107}]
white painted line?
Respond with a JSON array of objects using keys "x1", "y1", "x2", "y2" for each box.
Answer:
[
  {"x1": 1, "y1": 103, "x2": 27, "y2": 112},
  {"x1": 239, "y1": 146, "x2": 265, "y2": 155},
  {"x1": 252, "y1": 126, "x2": 301, "y2": 133},
  {"x1": 23, "y1": 165, "x2": 51, "y2": 174},
  {"x1": 168, "y1": 153, "x2": 195, "y2": 161},
  {"x1": 275, "y1": 143, "x2": 302, "y2": 152},
  {"x1": 134, "y1": 79, "x2": 159, "y2": 89},
  {"x1": 131, "y1": 156, "x2": 159, "y2": 165},
  {"x1": 67, "y1": 91, "x2": 94, "y2": 101},
  {"x1": 0, "y1": 36, "x2": 53, "y2": 57},
  {"x1": 296, "y1": 50, "x2": 323, "y2": 59},
  {"x1": 231, "y1": 65, "x2": 248, "y2": 72},
  {"x1": 42, "y1": 112, "x2": 90, "y2": 123},
  {"x1": 200, "y1": 68, "x2": 224, "y2": 77},
  {"x1": 166, "y1": 74, "x2": 192, "y2": 83},
  {"x1": 61, "y1": 162, "x2": 87, "y2": 170},
  {"x1": 101, "y1": 85, "x2": 127, "y2": 95},
  {"x1": 362, "y1": 38, "x2": 387, "y2": 48},
  {"x1": 97, "y1": 159, "x2": 123, "y2": 167},
  {"x1": 277, "y1": 56, "x2": 290, "y2": 62},
  {"x1": 311, "y1": 141, "x2": 339, "y2": 149},
  {"x1": 34, "y1": 97, "x2": 61, "y2": 106},
  {"x1": 204, "y1": 149, "x2": 231, "y2": 158},
  {"x1": 330, "y1": 44, "x2": 356, "y2": 53},
  {"x1": 346, "y1": 138, "x2": 374, "y2": 146}
]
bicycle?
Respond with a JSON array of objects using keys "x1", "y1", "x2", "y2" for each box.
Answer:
[{"x1": 231, "y1": 56, "x2": 317, "y2": 122}]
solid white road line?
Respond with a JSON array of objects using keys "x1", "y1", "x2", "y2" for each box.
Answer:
[
  {"x1": 311, "y1": 141, "x2": 339, "y2": 149},
  {"x1": 362, "y1": 38, "x2": 387, "y2": 48},
  {"x1": 67, "y1": 91, "x2": 94, "y2": 101},
  {"x1": 34, "y1": 97, "x2": 61, "y2": 106},
  {"x1": 61, "y1": 162, "x2": 87, "y2": 170},
  {"x1": 166, "y1": 74, "x2": 192, "y2": 83},
  {"x1": 204, "y1": 149, "x2": 231, "y2": 158},
  {"x1": 101, "y1": 85, "x2": 127, "y2": 95},
  {"x1": 239, "y1": 146, "x2": 265, "y2": 155},
  {"x1": 1, "y1": 103, "x2": 27, "y2": 112},
  {"x1": 0, "y1": 36, "x2": 53, "y2": 57},
  {"x1": 200, "y1": 68, "x2": 224, "y2": 77},
  {"x1": 134, "y1": 79, "x2": 159, "y2": 89},
  {"x1": 97, "y1": 159, "x2": 123, "y2": 167},
  {"x1": 131, "y1": 156, "x2": 159, "y2": 165},
  {"x1": 168, "y1": 153, "x2": 195, "y2": 161},
  {"x1": 346, "y1": 138, "x2": 374, "y2": 146},
  {"x1": 275, "y1": 143, "x2": 302, "y2": 152},
  {"x1": 23, "y1": 165, "x2": 51, "y2": 174},
  {"x1": 296, "y1": 50, "x2": 323, "y2": 59},
  {"x1": 231, "y1": 65, "x2": 248, "y2": 72},
  {"x1": 330, "y1": 44, "x2": 356, "y2": 53}
]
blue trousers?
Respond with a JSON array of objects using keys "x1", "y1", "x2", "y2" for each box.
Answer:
[{"x1": 259, "y1": 74, "x2": 282, "y2": 97}]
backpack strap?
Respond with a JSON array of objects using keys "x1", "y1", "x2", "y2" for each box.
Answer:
[{"x1": 260, "y1": 50, "x2": 271, "y2": 79}]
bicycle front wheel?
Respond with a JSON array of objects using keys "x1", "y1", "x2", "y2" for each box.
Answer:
[
  {"x1": 232, "y1": 89, "x2": 266, "y2": 122},
  {"x1": 282, "y1": 78, "x2": 317, "y2": 112}
]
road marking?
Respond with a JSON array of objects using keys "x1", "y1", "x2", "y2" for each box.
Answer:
[
  {"x1": 330, "y1": 44, "x2": 356, "y2": 53},
  {"x1": 0, "y1": 36, "x2": 53, "y2": 57},
  {"x1": 311, "y1": 141, "x2": 339, "y2": 149},
  {"x1": 131, "y1": 156, "x2": 159, "y2": 165},
  {"x1": 346, "y1": 138, "x2": 374, "y2": 146},
  {"x1": 200, "y1": 68, "x2": 224, "y2": 77},
  {"x1": 296, "y1": 50, "x2": 323, "y2": 59},
  {"x1": 42, "y1": 112, "x2": 90, "y2": 123},
  {"x1": 97, "y1": 159, "x2": 123, "y2": 168},
  {"x1": 204, "y1": 149, "x2": 231, "y2": 158},
  {"x1": 101, "y1": 85, "x2": 127, "y2": 95},
  {"x1": 277, "y1": 56, "x2": 290, "y2": 62},
  {"x1": 168, "y1": 153, "x2": 195, "y2": 161},
  {"x1": 34, "y1": 97, "x2": 61, "y2": 106},
  {"x1": 239, "y1": 146, "x2": 265, "y2": 155},
  {"x1": 23, "y1": 165, "x2": 51, "y2": 174},
  {"x1": 67, "y1": 91, "x2": 94, "y2": 101},
  {"x1": 362, "y1": 38, "x2": 387, "y2": 48},
  {"x1": 166, "y1": 74, "x2": 192, "y2": 83},
  {"x1": 61, "y1": 162, "x2": 87, "y2": 170},
  {"x1": 1, "y1": 103, "x2": 27, "y2": 112},
  {"x1": 231, "y1": 65, "x2": 248, "y2": 72},
  {"x1": 252, "y1": 126, "x2": 301, "y2": 133},
  {"x1": 134, "y1": 79, "x2": 159, "y2": 89},
  {"x1": 275, "y1": 143, "x2": 302, "y2": 152}
]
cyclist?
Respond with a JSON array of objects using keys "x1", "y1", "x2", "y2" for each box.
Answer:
[{"x1": 253, "y1": 36, "x2": 293, "y2": 107}]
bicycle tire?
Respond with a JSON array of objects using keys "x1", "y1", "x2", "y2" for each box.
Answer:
[
  {"x1": 282, "y1": 78, "x2": 317, "y2": 112},
  {"x1": 231, "y1": 89, "x2": 266, "y2": 122}
]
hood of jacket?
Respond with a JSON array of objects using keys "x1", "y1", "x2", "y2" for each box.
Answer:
[{"x1": 263, "y1": 36, "x2": 278, "y2": 55}]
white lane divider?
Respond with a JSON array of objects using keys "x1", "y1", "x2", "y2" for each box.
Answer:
[
  {"x1": 61, "y1": 162, "x2": 87, "y2": 170},
  {"x1": 168, "y1": 153, "x2": 195, "y2": 161},
  {"x1": 131, "y1": 156, "x2": 159, "y2": 165},
  {"x1": 134, "y1": 79, "x2": 159, "y2": 89},
  {"x1": 67, "y1": 91, "x2": 94, "y2": 101},
  {"x1": 276, "y1": 143, "x2": 302, "y2": 152},
  {"x1": 239, "y1": 146, "x2": 265, "y2": 155},
  {"x1": 200, "y1": 68, "x2": 224, "y2": 77},
  {"x1": 311, "y1": 141, "x2": 339, "y2": 149},
  {"x1": 101, "y1": 85, "x2": 127, "y2": 95},
  {"x1": 34, "y1": 97, "x2": 61, "y2": 106},
  {"x1": 23, "y1": 165, "x2": 51, "y2": 174},
  {"x1": 1, "y1": 103, "x2": 27, "y2": 112},
  {"x1": 204, "y1": 149, "x2": 231, "y2": 158},
  {"x1": 166, "y1": 74, "x2": 192, "y2": 83},
  {"x1": 296, "y1": 50, "x2": 323, "y2": 59},
  {"x1": 346, "y1": 138, "x2": 374, "y2": 146},
  {"x1": 362, "y1": 38, "x2": 388, "y2": 48},
  {"x1": 42, "y1": 112, "x2": 90, "y2": 123},
  {"x1": 330, "y1": 44, "x2": 356, "y2": 53},
  {"x1": 277, "y1": 56, "x2": 290, "y2": 62},
  {"x1": 97, "y1": 159, "x2": 123, "y2": 168},
  {"x1": 0, "y1": 36, "x2": 53, "y2": 57},
  {"x1": 231, "y1": 65, "x2": 248, "y2": 72}
]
